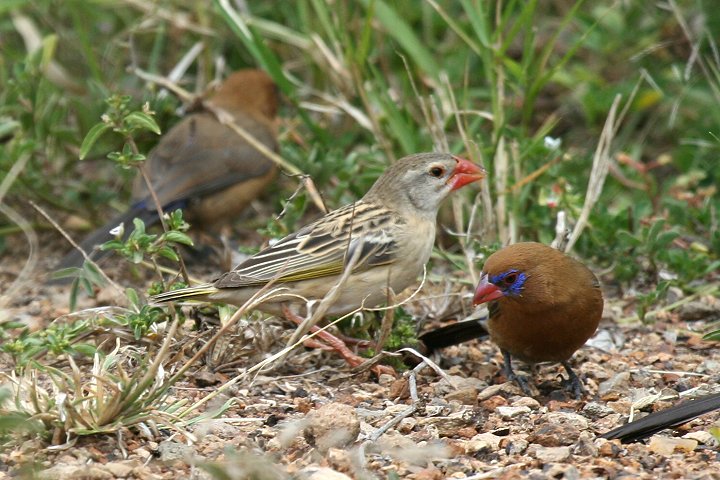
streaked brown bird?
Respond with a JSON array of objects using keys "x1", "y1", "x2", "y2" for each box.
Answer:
[
  {"x1": 421, "y1": 242, "x2": 603, "y2": 397},
  {"x1": 153, "y1": 152, "x2": 486, "y2": 370},
  {"x1": 57, "y1": 69, "x2": 279, "y2": 270},
  {"x1": 602, "y1": 391, "x2": 720, "y2": 443}
]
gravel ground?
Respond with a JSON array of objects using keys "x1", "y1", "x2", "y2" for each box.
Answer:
[{"x1": 1, "y1": 231, "x2": 719, "y2": 479}]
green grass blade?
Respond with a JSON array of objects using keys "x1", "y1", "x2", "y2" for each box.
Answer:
[{"x1": 360, "y1": 0, "x2": 440, "y2": 75}]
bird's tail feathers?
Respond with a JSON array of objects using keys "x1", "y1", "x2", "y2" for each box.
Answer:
[
  {"x1": 151, "y1": 284, "x2": 217, "y2": 304},
  {"x1": 600, "y1": 391, "x2": 720, "y2": 443},
  {"x1": 419, "y1": 317, "x2": 490, "y2": 352}
]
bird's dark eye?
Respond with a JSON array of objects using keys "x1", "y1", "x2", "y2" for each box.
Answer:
[
  {"x1": 429, "y1": 166, "x2": 445, "y2": 177},
  {"x1": 503, "y1": 273, "x2": 517, "y2": 285}
]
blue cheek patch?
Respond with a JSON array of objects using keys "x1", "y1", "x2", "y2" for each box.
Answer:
[{"x1": 489, "y1": 269, "x2": 527, "y2": 296}]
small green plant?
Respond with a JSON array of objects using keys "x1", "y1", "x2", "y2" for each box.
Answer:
[
  {"x1": 0, "y1": 39, "x2": 84, "y2": 210},
  {"x1": 334, "y1": 306, "x2": 418, "y2": 371},
  {"x1": 0, "y1": 386, "x2": 44, "y2": 448},
  {"x1": 615, "y1": 219, "x2": 680, "y2": 280},
  {"x1": 1, "y1": 287, "x2": 171, "y2": 367},
  {"x1": 49, "y1": 95, "x2": 195, "y2": 305},
  {"x1": 124, "y1": 306, "x2": 171, "y2": 341},
  {"x1": 0, "y1": 318, "x2": 97, "y2": 365},
  {"x1": 0, "y1": 338, "x2": 190, "y2": 444},
  {"x1": 79, "y1": 94, "x2": 161, "y2": 164},
  {"x1": 634, "y1": 280, "x2": 671, "y2": 323},
  {"x1": 385, "y1": 307, "x2": 421, "y2": 351},
  {"x1": 101, "y1": 211, "x2": 193, "y2": 266}
]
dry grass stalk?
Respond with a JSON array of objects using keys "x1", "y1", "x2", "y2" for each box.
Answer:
[{"x1": 564, "y1": 94, "x2": 620, "y2": 253}]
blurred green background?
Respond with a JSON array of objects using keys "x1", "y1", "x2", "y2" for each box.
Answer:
[{"x1": 1, "y1": 0, "x2": 718, "y2": 303}]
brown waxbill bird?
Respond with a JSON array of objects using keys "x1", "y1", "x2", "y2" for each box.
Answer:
[
  {"x1": 421, "y1": 242, "x2": 603, "y2": 397},
  {"x1": 56, "y1": 69, "x2": 279, "y2": 270}
]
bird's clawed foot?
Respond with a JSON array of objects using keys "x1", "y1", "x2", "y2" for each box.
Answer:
[
  {"x1": 561, "y1": 360, "x2": 586, "y2": 399},
  {"x1": 502, "y1": 350, "x2": 534, "y2": 396},
  {"x1": 282, "y1": 306, "x2": 395, "y2": 377},
  {"x1": 507, "y1": 371, "x2": 534, "y2": 396}
]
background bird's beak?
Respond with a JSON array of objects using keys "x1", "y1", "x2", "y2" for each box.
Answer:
[
  {"x1": 448, "y1": 156, "x2": 486, "y2": 191},
  {"x1": 473, "y1": 274, "x2": 504, "y2": 304}
]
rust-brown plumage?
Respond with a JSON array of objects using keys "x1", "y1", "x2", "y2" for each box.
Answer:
[
  {"x1": 478, "y1": 242, "x2": 603, "y2": 396},
  {"x1": 421, "y1": 242, "x2": 603, "y2": 397},
  {"x1": 57, "y1": 69, "x2": 279, "y2": 269}
]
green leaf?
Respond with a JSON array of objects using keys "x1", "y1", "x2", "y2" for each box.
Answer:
[
  {"x1": 49, "y1": 267, "x2": 81, "y2": 280},
  {"x1": 460, "y1": 0, "x2": 490, "y2": 47},
  {"x1": 132, "y1": 217, "x2": 147, "y2": 234},
  {"x1": 0, "y1": 118, "x2": 20, "y2": 138},
  {"x1": 69, "y1": 278, "x2": 80, "y2": 311},
  {"x1": 161, "y1": 231, "x2": 194, "y2": 246},
  {"x1": 0, "y1": 321, "x2": 26, "y2": 330},
  {"x1": 653, "y1": 231, "x2": 680, "y2": 250},
  {"x1": 703, "y1": 330, "x2": 720, "y2": 341},
  {"x1": 126, "y1": 288, "x2": 141, "y2": 309},
  {"x1": 40, "y1": 34, "x2": 59, "y2": 70},
  {"x1": 703, "y1": 260, "x2": 720, "y2": 276},
  {"x1": 214, "y1": 0, "x2": 293, "y2": 96},
  {"x1": 79, "y1": 122, "x2": 111, "y2": 159},
  {"x1": 83, "y1": 261, "x2": 106, "y2": 286},
  {"x1": 616, "y1": 230, "x2": 642, "y2": 247},
  {"x1": 73, "y1": 343, "x2": 99, "y2": 356},
  {"x1": 156, "y1": 246, "x2": 179, "y2": 261},
  {"x1": 125, "y1": 111, "x2": 161, "y2": 135},
  {"x1": 100, "y1": 240, "x2": 124, "y2": 251},
  {"x1": 646, "y1": 219, "x2": 666, "y2": 243},
  {"x1": 131, "y1": 250, "x2": 145, "y2": 264}
]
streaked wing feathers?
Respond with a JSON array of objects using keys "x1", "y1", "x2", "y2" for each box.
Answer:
[{"x1": 214, "y1": 201, "x2": 399, "y2": 289}]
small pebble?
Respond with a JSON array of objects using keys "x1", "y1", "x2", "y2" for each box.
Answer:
[
  {"x1": 545, "y1": 411, "x2": 589, "y2": 430},
  {"x1": 598, "y1": 372, "x2": 630, "y2": 397},
  {"x1": 511, "y1": 397, "x2": 541, "y2": 409},
  {"x1": 398, "y1": 417, "x2": 417, "y2": 434},
  {"x1": 304, "y1": 402, "x2": 360, "y2": 454},
  {"x1": 496, "y1": 406, "x2": 531, "y2": 419},
  {"x1": 679, "y1": 301, "x2": 717, "y2": 321},
  {"x1": 648, "y1": 436, "x2": 698, "y2": 455},
  {"x1": 582, "y1": 402, "x2": 616, "y2": 418},
  {"x1": 682, "y1": 430, "x2": 718, "y2": 446},
  {"x1": 500, "y1": 435, "x2": 529, "y2": 455},
  {"x1": 296, "y1": 466, "x2": 353, "y2": 480},
  {"x1": 464, "y1": 433, "x2": 502, "y2": 453},
  {"x1": 534, "y1": 445, "x2": 571, "y2": 463}
]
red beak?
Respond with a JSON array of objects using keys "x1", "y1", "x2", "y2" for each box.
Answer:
[
  {"x1": 448, "y1": 155, "x2": 486, "y2": 191},
  {"x1": 473, "y1": 274, "x2": 505, "y2": 305}
]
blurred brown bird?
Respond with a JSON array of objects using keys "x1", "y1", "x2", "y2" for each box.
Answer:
[
  {"x1": 602, "y1": 391, "x2": 720, "y2": 443},
  {"x1": 153, "y1": 152, "x2": 486, "y2": 370},
  {"x1": 421, "y1": 242, "x2": 603, "y2": 397},
  {"x1": 56, "y1": 69, "x2": 279, "y2": 270}
]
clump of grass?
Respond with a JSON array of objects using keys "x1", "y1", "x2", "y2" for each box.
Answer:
[{"x1": 1, "y1": 319, "x2": 185, "y2": 445}]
